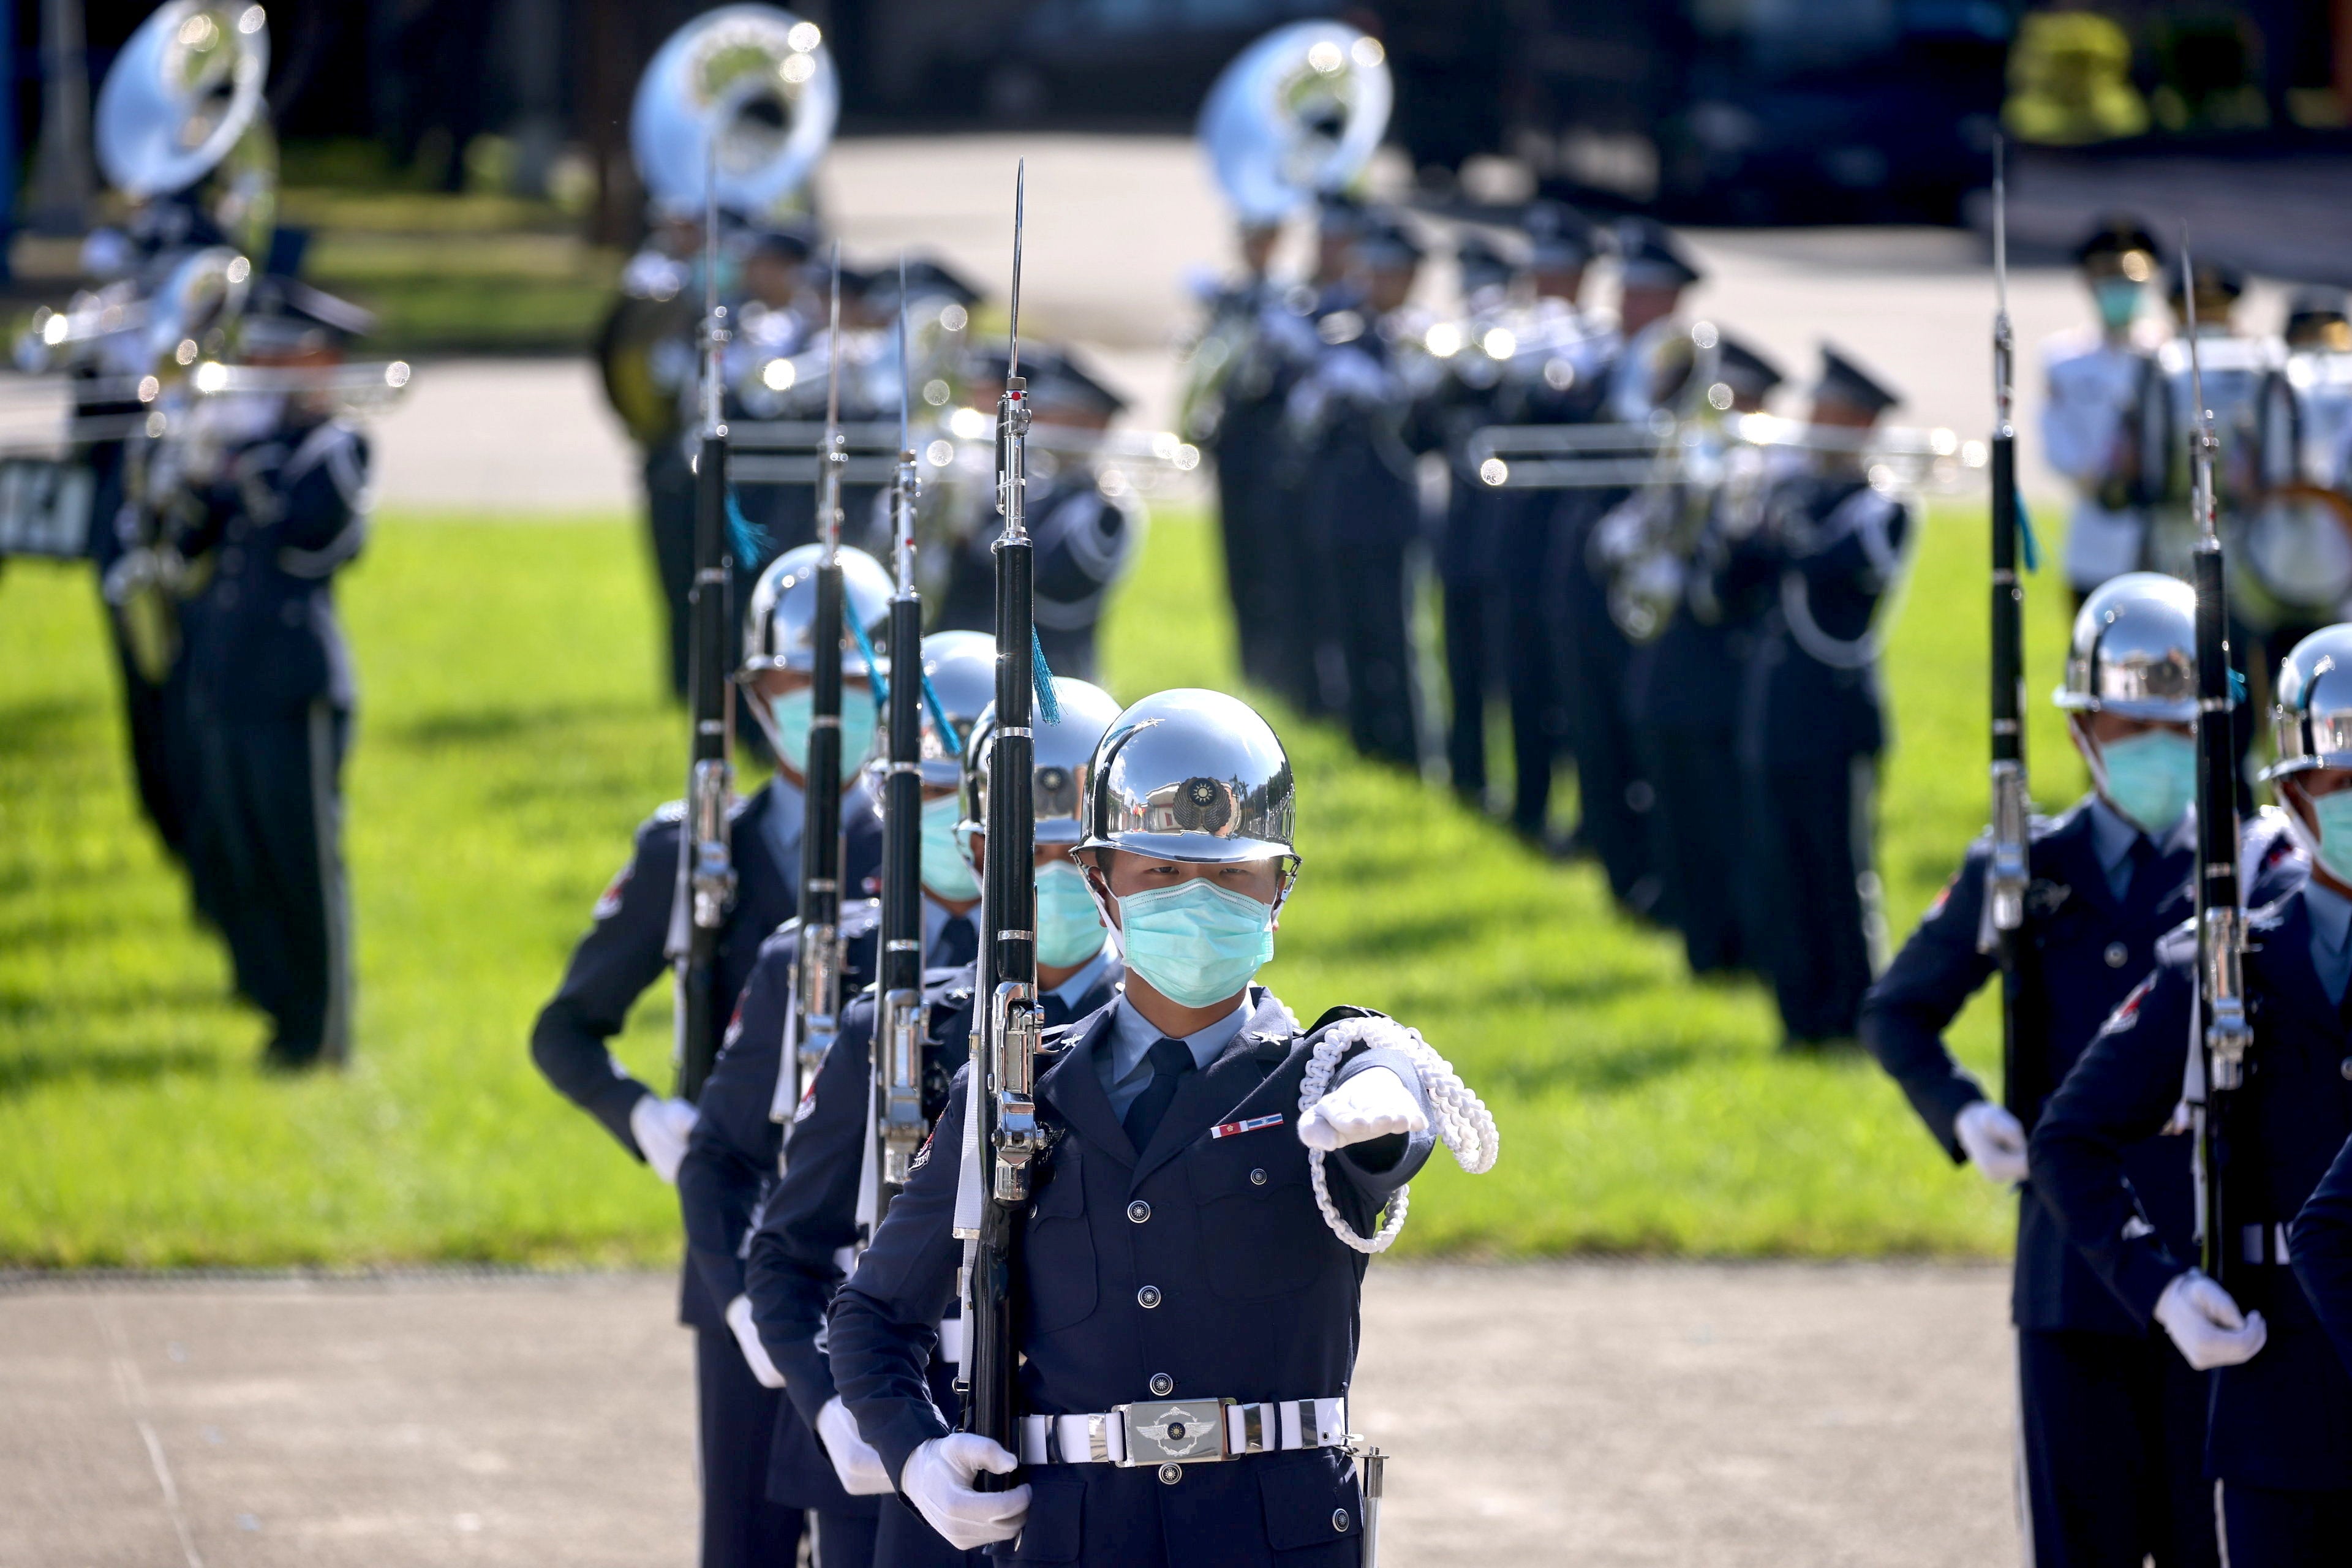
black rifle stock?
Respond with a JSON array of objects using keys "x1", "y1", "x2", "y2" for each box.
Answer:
[
  {"x1": 965, "y1": 163, "x2": 1042, "y2": 1482},
  {"x1": 1982, "y1": 141, "x2": 2033, "y2": 1120},
  {"x1": 2180, "y1": 237, "x2": 2253, "y2": 1287},
  {"x1": 794, "y1": 249, "x2": 850, "y2": 1111},
  {"x1": 675, "y1": 175, "x2": 737, "y2": 1103}
]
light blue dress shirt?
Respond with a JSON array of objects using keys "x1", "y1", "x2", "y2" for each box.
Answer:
[
  {"x1": 1096, "y1": 993, "x2": 1253, "y2": 1123},
  {"x1": 2307, "y1": 878, "x2": 2352, "y2": 1006}
]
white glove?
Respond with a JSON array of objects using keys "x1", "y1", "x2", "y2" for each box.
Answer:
[
  {"x1": 901, "y1": 1433, "x2": 1029, "y2": 1551},
  {"x1": 1954, "y1": 1101, "x2": 2030, "y2": 1186},
  {"x1": 2154, "y1": 1269, "x2": 2268, "y2": 1371},
  {"x1": 723, "y1": 1294, "x2": 785, "y2": 1390},
  {"x1": 1298, "y1": 1065, "x2": 1429, "y2": 1152},
  {"x1": 817, "y1": 1395, "x2": 894, "y2": 1496},
  {"x1": 628, "y1": 1094, "x2": 698, "y2": 1185}
]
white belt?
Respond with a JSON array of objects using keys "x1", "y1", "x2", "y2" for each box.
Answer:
[
  {"x1": 935, "y1": 1314, "x2": 965, "y2": 1365},
  {"x1": 1018, "y1": 1396, "x2": 1347, "y2": 1469}
]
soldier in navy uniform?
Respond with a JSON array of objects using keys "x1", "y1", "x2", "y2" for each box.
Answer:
[
  {"x1": 679, "y1": 631, "x2": 998, "y2": 1568},
  {"x1": 1286, "y1": 214, "x2": 1430, "y2": 767},
  {"x1": 2033, "y1": 624, "x2": 2352, "y2": 1566},
  {"x1": 173, "y1": 277, "x2": 376, "y2": 1069},
  {"x1": 2294, "y1": 1132, "x2": 2352, "y2": 1379},
  {"x1": 827, "y1": 688, "x2": 1496, "y2": 1564},
  {"x1": 737, "y1": 677, "x2": 1129, "y2": 1568},
  {"x1": 529, "y1": 543, "x2": 889, "y2": 1568},
  {"x1": 1553, "y1": 219, "x2": 1699, "y2": 902},
  {"x1": 1863, "y1": 575, "x2": 2304, "y2": 1568},
  {"x1": 1732, "y1": 346, "x2": 1911, "y2": 1048},
  {"x1": 936, "y1": 347, "x2": 1142, "y2": 682},
  {"x1": 1186, "y1": 219, "x2": 1287, "y2": 693},
  {"x1": 1625, "y1": 334, "x2": 1782, "y2": 974}
]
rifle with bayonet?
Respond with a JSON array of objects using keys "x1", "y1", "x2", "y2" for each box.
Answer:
[
  {"x1": 2182, "y1": 232, "x2": 2254, "y2": 1289},
  {"x1": 960, "y1": 162, "x2": 1045, "y2": 1477},
  {"x1": 1980, "y1": 139, "x2": 2034, "y2": 1121},
  {"x1": 870, "y1": 254, "x2": 931, "y2": 1234},
  {"x1": 791, "y1": 246, "x2": 851, "y2": 1114},
  {"x1": 674, "y1": 162, "x2": 737, "y2": 1103}
]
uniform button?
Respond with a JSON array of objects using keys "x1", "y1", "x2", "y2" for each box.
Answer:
[
  {"x1": 1158, "y1": 1463, "x2": 1182, "y2": 1485},
  {"x1": 1137, "y1": 1285, "x2": 1162, "y2": 1309},
  {"x1": 2104, "y1": 943, "x2": 2129, "y2": 968},
  {"x1": 1127, "y1": 1200, "x2": 1150, "y2": 1224},
  {"x1": 1149, "y1": 1373, "x2": 1174, "y2": 1396},
  {"x1": 1333, "y1": 1509, "x2": 1351, "y2": 1532},
  {"x1": 1250, "y1": 1168, "x2": 1267, "y2": 1186}
]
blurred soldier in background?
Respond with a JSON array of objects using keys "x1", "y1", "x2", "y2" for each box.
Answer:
[
  {"x1": 1183, "y1": 219, "x2": 1289, "y2": 692},
  {"x1": 1864, "y1": 575, "x2": 2302, "y2": 1568},
  {"x1": 1733, "y1": 347, "x2": 1911, "y2": 1049},
  {"x1": 1627, "y1": 334, "x2": 1784, "y2": 976},
  {"x1": 1285, "y1": 212, "x2": 1433, "y2": 766},
  {"x1": 1553, "y1": 219, "x2": 1700, "y2": 904},
  {"x1": 529, "y1": 545, "x2": 889, "y2": 1568},
  {"x1": 2043, "y1": 216, "x2": 2164, "y2": 607},
  {"x1": 935, "y1": 345, "x2": 1142, "y2": 682},
  {"x1": 174, "y1": 279, "x2": 377, "y2": 1070}
]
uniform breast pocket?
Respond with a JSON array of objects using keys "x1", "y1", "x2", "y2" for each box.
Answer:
[
  {"x1": 1021, "y1": 1145, "x2": 1098, "y2": 1332},
  {"x1": 1186, "y1": 1133, "x2": 1325, "y2": 1303}
]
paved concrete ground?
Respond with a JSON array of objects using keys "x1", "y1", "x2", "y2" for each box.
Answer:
[{"x1": 0, "y1": 1262, "x2": 2016, "y2": 1567}]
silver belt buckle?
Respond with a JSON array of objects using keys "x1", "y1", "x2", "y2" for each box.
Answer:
[{"x1": 1117, "y1": 1399, "x2": 1231, "y2": 1467}]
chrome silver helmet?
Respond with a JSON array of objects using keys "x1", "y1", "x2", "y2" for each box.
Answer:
[
  {"x1": 962, "y1": 679, "x2": 1125, "y2": 846},
  {"x1": 740, "y1": 543, "x2": 892, "y2": 677},
  {"x1": 910, "y1": 630, "x2": 996, "y2": 788},
  {"x1": 2264, "y1": 623, "x2": 2352, "y2": 780},
  {"x1": 2054, "y1": 571, "x2": 2198, "y2": 724},
  {"x1": 1077, "y1": 688, "x2": 1298, "y2": 866}
]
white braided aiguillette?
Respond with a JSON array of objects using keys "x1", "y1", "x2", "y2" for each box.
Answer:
[{"x1": 1297, "y1": 1016, "x2": 1499, "y2": 1254}]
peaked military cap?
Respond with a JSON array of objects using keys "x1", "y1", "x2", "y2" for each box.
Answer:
[
  {"x1": 864, "y1": 255, "x2": 982, "y2": 311},
  {"x1": 1814, "y1": 342, "x2": 1900, "y2": 414},
  {"x1": 1455, "y1": 231, "x2": 1517, "y2": 295},
  {"x1": 2074, "y1": 214, "x2": 2161, "y2": 268},
  {"x1": 1615, "y1": 217, "x2": 1702, "y2": 290},
  {"x1": 1715, "y1": 333, "x2": 1783, "y2": 402},
  {"x1": 242, "y1": 275, "x2": 375, "y2": 352},
  {"x1": 1523, "y1": 201, "x2": 1600, "y2": 270},
  {"x1": 1354, "y1": 213, "x2": 1425, "y2": 270},
  {"x1": 967, "y1": 340, "x2": 1128, "y2": 420}
]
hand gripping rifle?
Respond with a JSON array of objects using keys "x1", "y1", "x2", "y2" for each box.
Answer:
[
  {"x1": 674, "y1": 160, "x2": 737, "y2": 1102},
  {"x1": 2182, "y1": 233, "x2": 2254, "y2": 1289},
  {"x1": 1980, "y1": 140, "x2": 2034, "y2": 1121},
  {"x1": 960, "y1": 163, "x2": 1046, "y2": 1477},
  {"x1": 793, "y1": 246, "x2": 852, "y2": 1109},
  {"x1": 868, "y1": 255, "x2": 930, "y2": 1234}
]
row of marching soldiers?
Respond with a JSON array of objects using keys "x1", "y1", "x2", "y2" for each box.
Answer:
[
  {"x1": 548, "y1": 237, "x2": 1499, "y2": 1566},
  {"x1": 1186, "y1": 195, "x2": 1915, "y2": 1048}
]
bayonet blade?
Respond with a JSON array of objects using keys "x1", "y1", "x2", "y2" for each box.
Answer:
[{"x1": 1008, "y1": 160, "x2": 1025, "y2": 381}]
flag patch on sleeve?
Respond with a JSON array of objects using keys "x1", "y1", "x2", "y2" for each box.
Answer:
[{"x1": 1210, "y1": 1114, "x2": 1286, "y2": 1140}]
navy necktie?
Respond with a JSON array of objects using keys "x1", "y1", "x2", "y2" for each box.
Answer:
[
  {"x1": 935, "y1": 914, "x2": 977, "y2": 969},
  {"x1": 1121, "y1": 1038, "x2": 1196, "y2": 1152}
]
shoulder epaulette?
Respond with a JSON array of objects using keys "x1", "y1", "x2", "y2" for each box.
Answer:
[{"x1": 652, "y1": 798, "x2": 687, "y2": 825}]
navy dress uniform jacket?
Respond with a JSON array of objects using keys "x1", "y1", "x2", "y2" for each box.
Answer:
[
  {"x1": 679, "y1": 900, "x2": 885, "y2": 1519},
  {"x1": 1864, "y1": 804, "x2": 2304, "y2": 1333},
  {"x1": 2030, "y1": 884, "x2": 2352, "y2": 1491},
  {"x1": 529, "y1": 778, "x2": 881, "y2": 1330},
  {"x1": 830, "y1": 992, "x2": 1435, "y2": 1567},
  {"x1": 2294, "y1": 1131, "x2": 2352, "y2": 1379}
]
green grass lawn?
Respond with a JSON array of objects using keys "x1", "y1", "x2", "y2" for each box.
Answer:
[{"x1": 0, "y1": 502, "x2": 2083, "y2": 1267}]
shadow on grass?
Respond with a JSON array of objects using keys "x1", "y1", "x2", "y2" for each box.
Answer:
[
  {"x1": 0, "y1": 696, "x2": 89, "y2": 758},
  {"x1": 387, "y1": 704, "x2": 623, "y2": 747},
  {"x1": 0, "y1": 1042, "x2": 226, "y2": 1099},
  {"x1": 1477, "y1": 1034, "x2": 1751, "y2": 1097}
]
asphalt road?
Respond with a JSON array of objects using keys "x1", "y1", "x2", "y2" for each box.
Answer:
[{"x1": 0, "y1": 1262, "x2": 2016, "y2": 1567}]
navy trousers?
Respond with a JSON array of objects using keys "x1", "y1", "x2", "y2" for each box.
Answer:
[
  {"x1": 812, "y1": 1508, "x2": 876, "y2": 1568},
  {"x1": 873, "y1": 1493, "x2": 982, "y2": 1568},
  {"x1": 2216, "y1": 1480, "x2": 2352, "y2": 1567},
  {"x1": 694, "y1": 1329, "x2": 805, "y2": 1568},
  {"x1": 2018, "y1": 1329, "x2": 2218, "y2": 1568}
]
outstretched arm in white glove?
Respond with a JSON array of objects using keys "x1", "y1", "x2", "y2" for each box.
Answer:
[
  {"x1": 628, "y1": 1093, "x2": 699, "y2": 1185},
  {"x1": 901, "y1": 1433, "x2": 1030, "y2": 1551},
  {"x1": 816, "y1": 1396, "x2": 895, "y2": 1496},
  {"x1": 722, "y1": 1294, "x2": 785, "y2": 1390},
  {"x1": 1954, "y1": 1100, "x2": 2029, "y2": 1186},
  {"x1": 1298, "y1": 1065, "x2": 1428, "y2": 1152},
  {"x1": 2154, "y1": 1268, "x2": 2267, "y2": 1370}
]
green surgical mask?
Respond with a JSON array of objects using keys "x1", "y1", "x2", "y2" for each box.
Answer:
[
  {"x1": 920, "y1": 794, "x2": 979, "y2": 902},
  {"x1": 2311, "y1": 791, "x2": 2352, "y2": 886},
  {"x1": 1115, "y1": 878, "x2": 1275, "y2": 1008},
  {"x1": 2099, "y1": 729, "x2": 2195, "y2": 835},
  {"x1": 767, "y1": 687, "x2": 878, "y2": 786},
  {"x1": 2093, "y1": 277, "x2": 2141, "y2": 333},
  {"x1": 1035, "y1": 861, "x2": 1107, "y2": 969}
]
